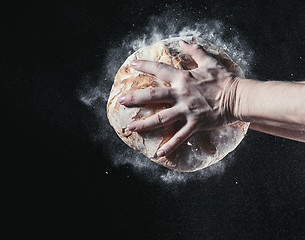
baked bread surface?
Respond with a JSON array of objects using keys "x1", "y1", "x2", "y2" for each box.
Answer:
[{"x1": 107, "y1": 36, "x2": 249, "y2": 172}]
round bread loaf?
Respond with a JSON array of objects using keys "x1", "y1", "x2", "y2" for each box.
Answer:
[{"x1": 107, "y1": 36, "x2": 249, "y2": 172}]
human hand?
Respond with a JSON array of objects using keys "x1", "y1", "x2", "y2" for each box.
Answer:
[{"x1": 118, "y1": 40, "x2": 240, "y2": 157}]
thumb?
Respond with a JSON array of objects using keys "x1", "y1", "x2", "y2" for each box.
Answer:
[{"x1": 179, "y1": 40, "x2": 208, "y2": 67}]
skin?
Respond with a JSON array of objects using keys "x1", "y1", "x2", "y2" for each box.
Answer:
[{"x1": 119, "y1": 40, "x2": 305, "y2": 157}]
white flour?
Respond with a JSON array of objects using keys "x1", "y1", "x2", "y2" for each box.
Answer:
[{"x1": 79, "y1": 10, "x2": 254, "y2": 184}]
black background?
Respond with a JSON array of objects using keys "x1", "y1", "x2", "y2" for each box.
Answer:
[{"x1": 3, "y1": 0, "x2": 305, "y2": 238}]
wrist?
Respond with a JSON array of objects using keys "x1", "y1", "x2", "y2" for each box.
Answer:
[
  {"x1": 230, "y1": 77, "x2": 259, "y2": 123},
  {"x1": 231, "y1": 77, "x2": 247, "y2": 122},
  {"x1": 221, "y1": 76, "x2": 244, "y2": 123}
]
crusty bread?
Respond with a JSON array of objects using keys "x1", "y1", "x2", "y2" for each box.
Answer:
[{"x1": 107, "y1": 36, "x2": 249, "y2": 172}]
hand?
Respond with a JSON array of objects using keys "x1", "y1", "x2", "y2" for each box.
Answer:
[{"x1": 118, "y1": 40, "x2": 240, "y2": 157}]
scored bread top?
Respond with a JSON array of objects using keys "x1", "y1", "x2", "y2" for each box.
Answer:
[{"x1": 107, "y1": 36, "x2": 249, "y2": 172}]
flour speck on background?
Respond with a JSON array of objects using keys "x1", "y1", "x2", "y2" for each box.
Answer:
[{"x1": 79, "y1": 9, "x2": 254, "y2": 184}]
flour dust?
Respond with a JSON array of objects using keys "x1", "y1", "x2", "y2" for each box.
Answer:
[{"x1": 78, "y1": 10, "x2": 254, "y2": 184}]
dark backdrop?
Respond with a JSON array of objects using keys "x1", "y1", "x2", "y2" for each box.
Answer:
[{"x1": 3, "y1": 0, "x2": 305, "y2": 239}]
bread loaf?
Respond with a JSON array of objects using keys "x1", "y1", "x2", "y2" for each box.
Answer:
[{"x1": 107, "y1": 36, "x2": 249, "y2": 172}]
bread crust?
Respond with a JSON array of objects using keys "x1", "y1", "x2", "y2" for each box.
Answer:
[{"x1": 107, "y1": 36, "x2": 249, "y2": 172}]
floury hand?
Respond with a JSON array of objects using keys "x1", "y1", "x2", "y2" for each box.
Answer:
[{"x1": 119, "y1": 40, "x2": 243, "y2": 157}]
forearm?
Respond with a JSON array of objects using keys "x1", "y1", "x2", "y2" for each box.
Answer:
[
  {"x1": 249, "y1": 123, "x2": 305, "y2": 142},
  {"x1": 233, "y1": 78, "x2": 305, "y2": 130}
]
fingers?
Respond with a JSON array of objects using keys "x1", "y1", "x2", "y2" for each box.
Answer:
[
  {"x1": 131, "y1": 60, "x2": 180, "y2": 83},
  {"x1": 127, "y1": 106, "x2": 182, "y2": 132},
  {"x1": 179, "y1": 40, "x2": 211, "y2": 68},
  {"x1": 156, "y1": 120, "x2": 196, "y2": 157},
  {"x1": 119, "y1": 87, "x2": 175, "y2": 106}
]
